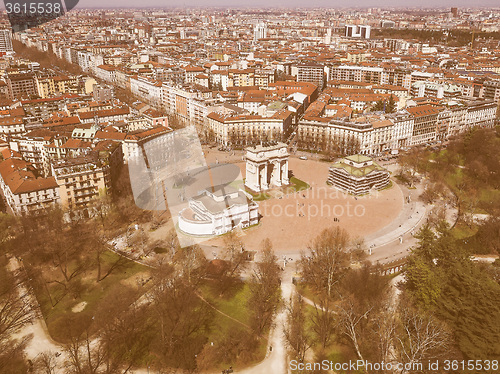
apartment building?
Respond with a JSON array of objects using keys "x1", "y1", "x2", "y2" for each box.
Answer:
[
  {"x1": 0, "y1": 29, "x2": 13, "y2": 53},
  {"x1": 0, "y1": 117, "x2": 25, "y2": 136},
  {"x1": 162, "y1": 83, "x2": 210, "y2": 129},
  {"x1": 130, "y1": 76, "x2": 162, "y2": 109},
  {"x1": 329, "y1": 65, "x2": 412, "y2": 89},
  {"x1": 8, "y1": 129, "x2": 53, "y2": 174},
  {"x1": 411, "y1": 81, "x2": 461, "y2": 99},
  {"x1": 36, "y1": 75, "x2": 80, "y2": 98},
  {"x1": 51, "y1": 154, "x2": 111, "y2": 214},
  {"x1": 0, "y1": 158, "x2": 60, "y2": 216},
  {"x1": 296, "y1": 64, "x2": 325, "y2": 88},
  {"x1": 483, "y1": 80, "x2": 500, "y2": 103},
  {"x1": 206, "y1": 109, "x2": 293, "y2": 146},
  {"x1": 407, "y1": 105, "x2": 441, "y2": 145},
  {"x1": 7, "y1": 73, "x2": 37, "y2": 99}
]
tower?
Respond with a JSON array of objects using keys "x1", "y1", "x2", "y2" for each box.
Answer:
[{"x1": 254, "y1": 23, "x2": 267, "y2": 42}]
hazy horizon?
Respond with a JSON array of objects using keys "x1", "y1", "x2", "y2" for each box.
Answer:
[
  {"x1": 3, "y1": 1, "x2": 500, "y2": 10},
  {"x1": 75, "y1": 1, "x2": 500, "y2": 9}
]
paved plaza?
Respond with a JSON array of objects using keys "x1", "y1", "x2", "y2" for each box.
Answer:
[{"x1": 204, "y1": 155, "x2": 404, "y2": 252}]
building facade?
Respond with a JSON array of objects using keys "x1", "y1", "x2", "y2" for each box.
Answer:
[{"x1": 328, "y1": 154, "x2": 390, "y2": 195}]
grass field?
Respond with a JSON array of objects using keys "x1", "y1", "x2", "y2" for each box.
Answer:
[
  {"x1": 199, "y1": 281, "x2": 268, "y2": 370},
  {"x1": 33, "y1": 251, "x2": 149, "y2": 342}
]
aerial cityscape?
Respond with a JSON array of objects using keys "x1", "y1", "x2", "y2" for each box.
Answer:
[{"x1": 0, "y1": 2, "x2": 499, "y2": 374}]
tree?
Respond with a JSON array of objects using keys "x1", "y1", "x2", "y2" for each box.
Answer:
[
  {"x1": 62, "y1": 314, "x2": 111, "y2": 374},
  {"x1": 403, "y1": 224, "x2": 500, "y2": 360},
  {"x1": 89, "y1": 228, "x2": 128, "y2": 283},
  {"x1": 148, "y1": 267, "x2": 213, "y2": 370},
  {"x1": 395, "y1": 301, "x2": 452, "y2": 374},
  {"x1": 310, "y1": 295, "x2": 336, "y2": 349},
  {"x1": 0, "y1": 258, "x2": 35, "y2": 343},
  {"x1": 372, "y1": 99, "x2": 385, "y2": 112},
  {"x1": 213, "y1": 231, "x2": 248, "y2": 295},
  {"x1": 398, "y1": 148, "x2": 424, "y2": 188},
  {"x1": 248, "y1": 239, "x2": 282, "y2": 335},
  {"x1": 336, "y1": 265, "x2": 390, "y2": 363},
  {"x1": 300, "y1": 226, "x2": 350, "y2": 297},
  {"x1": 284, "y1": 294, "x2": 312, "y2": 363},
  {"x1": 174, "y1": 244, "x2": 207, "y2": 285},
  {"x1": 0, "y1": 255, "x2": 35, "y2": 372},
  {"x1": 33, "y1": 351, "x2": 58, "y2": 374},
  {"x1": 93, "y1": 287, "x2": 151, "y2": 373},
  {"x1": 386, "y1": 95, "x2": 396, "y2": 113}
]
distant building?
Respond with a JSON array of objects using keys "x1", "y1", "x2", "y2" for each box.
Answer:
[
  {"x1": 93, "y1": 84, "x2": 115, "y2": 102},
  {"x1": 451, "y1": 7, "x2": 459, "y2": 18},
  {"x1": 381, "y1": 20, "x2": 396, "y2": 28},
  {"x1": 483, "y1": 80, "x2": 500, "y2": 103},
  {"x1": 7, "y1": 73, "x2": 37, "y2": 99},
  {"x1": 328, "y1": 154, "x2": 390, "y2": 195},
  {"x1": 297, "y1": 64, "x2": 325, "y2": 88},
  {"x1": 0, "y1": 29, "x2": 13, "y2": 53},
  {"x1": 178, "y1": 185, "x2": 259, "y2": 236},
  {"x1": 411, "y1": 81, "x2": 461, "y2": 99},
  {"x1": 345, "y1": 25, "x2": 371, "y2": 39},
  {"x1": 254, "y1": 23, "x2": 267, "y2": 41}
]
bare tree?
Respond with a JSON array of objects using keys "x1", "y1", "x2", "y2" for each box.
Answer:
[
  {"x1": 284, "y1": 294, "x2": 312, "y2": 363},
  {"x1": 371, "y1": 301, "x2": 397, "y2": 365},
  {"x1": 337, "y1": 294, "x2": 373, "y2": 363},
  {"x1": 310, "y1": 294, "x2": 336, "y2": 349},
  {"x1": 335, "y1": 265, "x2": 391, "y2": 366},
  {"x1": 148, "y1": 266, "x2": 213, "y2": 369},
  {"x1": 34, "y1": 351, "x2": 58, "y2": 374},
  {"x1": 0, "y1": 257, "x2": 35, "y2": 343},
  {"x1": 300, "y1": 226, "x2": 350, "y2": 297},
  {"x1": 395, "y1": 305, "x2": 452, "y2": 374},
  {"x1": 174, "y1": 244, "x2": 207, "y2": 285},
  {"x1": 248, "y1": 239, "x2": 282, "y2": 335}
]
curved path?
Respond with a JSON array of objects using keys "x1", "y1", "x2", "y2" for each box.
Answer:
[{"x1": 236, "y1": 265, "x2": 294, "y2": 374}]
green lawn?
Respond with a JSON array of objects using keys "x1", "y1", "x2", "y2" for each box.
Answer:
[
  {"x1": 289, "y1": 176, "x2": 310, "y2": 192},
  {"x1": 200, "y1": 282, "x2": 252, "y2": 327},
  {"x1": 34, "y1": 251, "x2": 149, "y2": 342},
  {"x1": 245, "y1": 187, "x2": 272, "y2": 201},
  {"x1": 451, "y1": 222, "x2": 478, "y2": 240},
  {"x1": 199, "y1": 281, "x2": 268, "y2": 370}
]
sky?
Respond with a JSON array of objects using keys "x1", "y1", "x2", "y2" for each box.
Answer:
[{"x1": 64, "y1": 1, "x2": 500, "y2": 9}]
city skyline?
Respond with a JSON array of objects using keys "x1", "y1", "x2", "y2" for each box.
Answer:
[
  {"x1": 1, "y1": 1, "x2": 500, "y2": 10},
  {"x1": 72, "y1": 1, "x2": 500, "y2": 8}
]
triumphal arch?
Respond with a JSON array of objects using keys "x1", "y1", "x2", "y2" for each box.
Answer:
[{"x1": 245, "y1": 142, "x2": 289, "y2": 192}]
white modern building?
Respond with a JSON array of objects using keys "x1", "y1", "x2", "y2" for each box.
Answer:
[
  {"x1": 178, "y1": 185, "x2": 259, "y2": 236},
  {"x1": 345, "y1": 25, "x2": 371, "y2": 39},
  {"x1": 254, "y1": 23, "x2": 267, "y2": 41}
]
